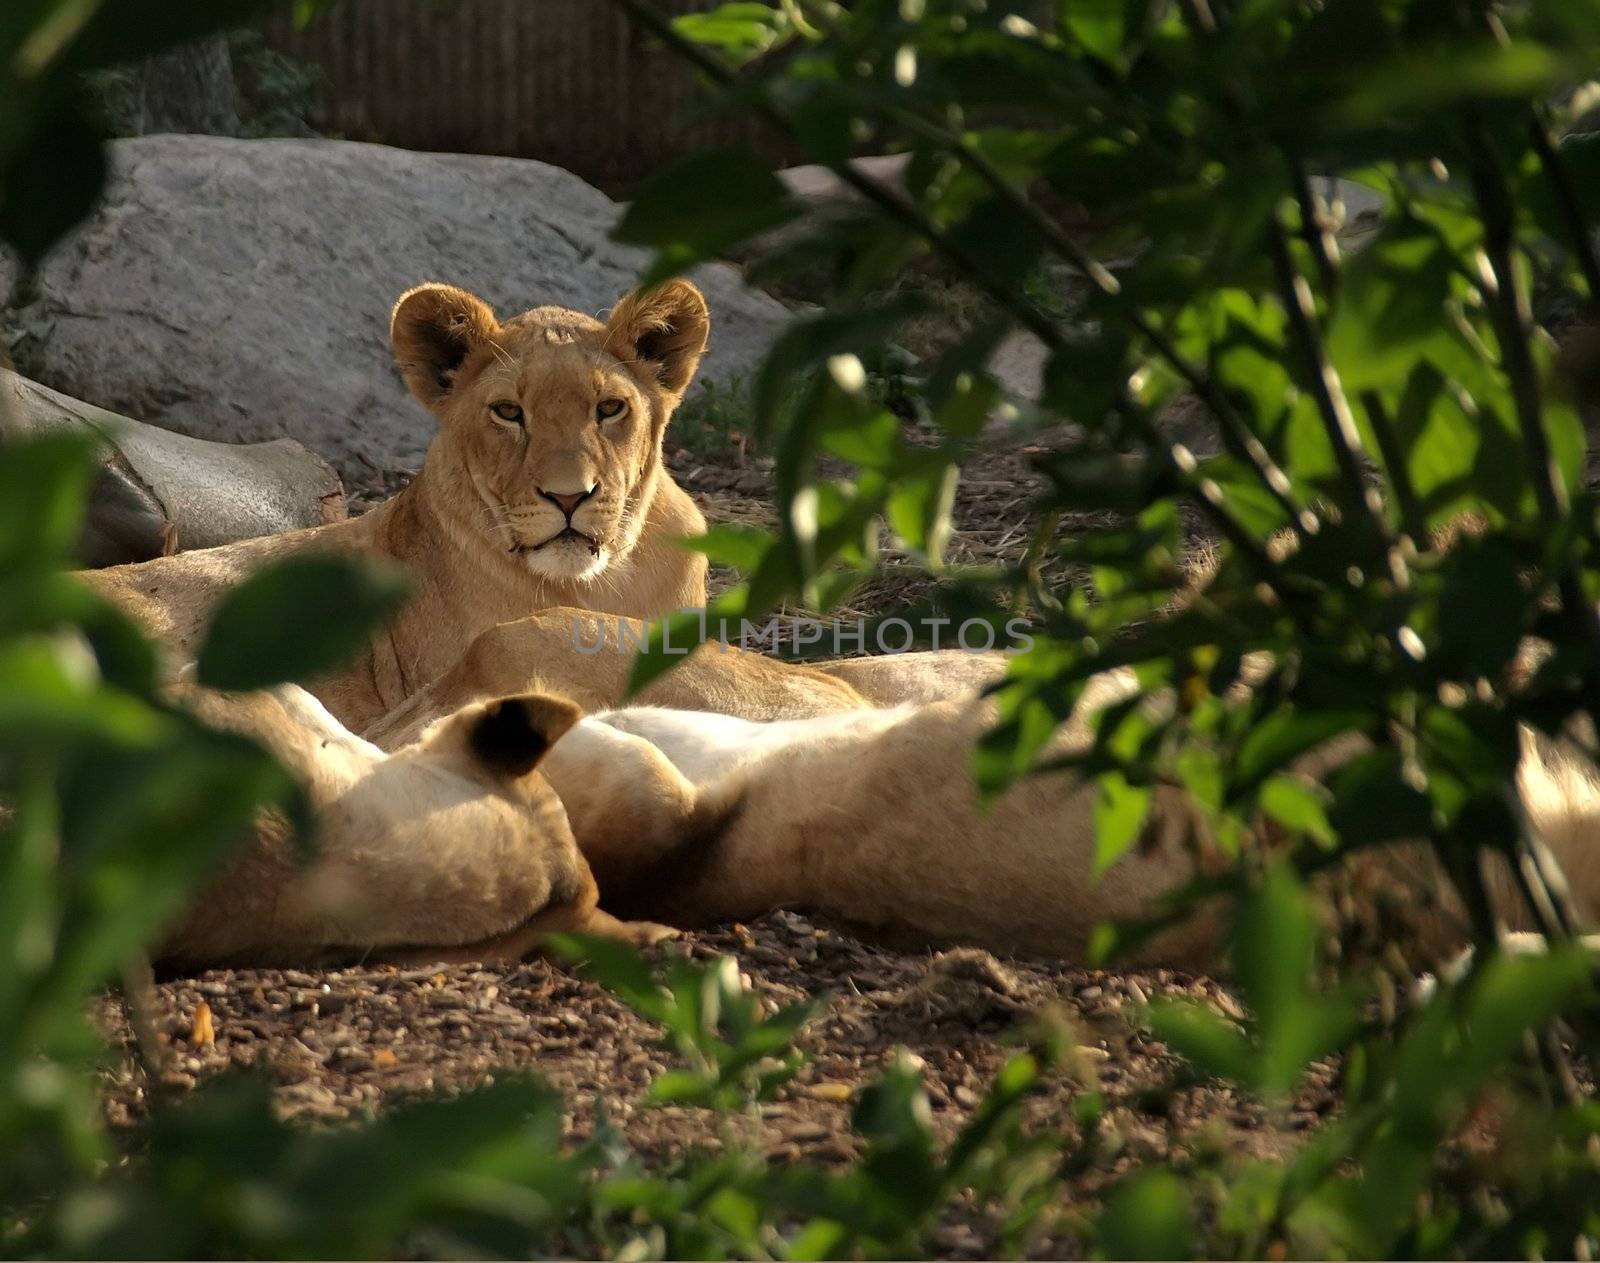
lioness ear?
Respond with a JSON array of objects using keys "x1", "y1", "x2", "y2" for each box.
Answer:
[
  {"x1": 467, "y1": 694, "x2": 582, "y2": 778},
  {"x1": 604, "y1": 279, "x2": 710, "y2": 395},
  {"x1": 390, "y1": 283, "x2": 500, "y2": 409}
]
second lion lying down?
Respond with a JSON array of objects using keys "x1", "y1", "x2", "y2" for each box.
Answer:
[
  {"x1": 172, "y1": 647, "x2": 1600, "y2": 970},
  {"x1": 543, "y1": 678, "x2": 1600, "y2": 968},
  {"x1": 163, "y1": 683, "x2": 673, "y2": 967}
]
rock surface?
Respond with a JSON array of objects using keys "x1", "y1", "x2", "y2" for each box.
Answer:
[
  {"x1": 5, "y1": 136, "x2": 794, "y2": 477},
  {"x1": 0, "y1": 246, "x2": 15, "y2": 310}
]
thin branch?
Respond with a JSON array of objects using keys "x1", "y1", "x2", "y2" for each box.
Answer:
[
  {"x1": 617, "y1": 0, "x2": 1061, "y2": 349},
  {"x1": 120, "y1": 952, "x2": 170, "y2": 1088},
  {"x1": 1016, "y1": 508, "x2": 1063, "y2": 616},
  {"x1": 1456, "y1": 9, "x2": 1600, "y2": 962},
  {"x1": 1359, "y1": 390, "x2": 1427, "y2": 543},
  {"x1": 1290, "y1": 157, "x2": 1340, "y2": 298},
  {"x1": 1179, "y1": 0, "x2": 1218, "y2": 36},
  {"x1": 1266, "y1": 219, "x2": 1390, "y2": 540},
  {"x1": 1510, "y1": 838, "x2": 1577, "y2": 942},
  {"x1": 885, "y1": 103, "x2": 1314, "y2": 538},
  {"x1": 778, "y1": 0, "x2": 824, "y2": 41},
  {"x1": 1436, "y1": 831, "x2": 1505, "y2": 955},
  {"x1": 1466, "y1": 126, "x2": 1567, "y2": 531},
  {"x1": 616, "y1": 0, "x2": 1299, "y2": 590},
  {"x1": 1528, "y1": 105, "x2": 1600, "y2": 306},
  {"x1": 1464, "y1": 122, "x2": 1600, "y2": 679}
]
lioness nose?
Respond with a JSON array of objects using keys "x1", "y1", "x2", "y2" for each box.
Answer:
[{"x1": 538, "y1": 485, "x2": 596, "y2": 519}]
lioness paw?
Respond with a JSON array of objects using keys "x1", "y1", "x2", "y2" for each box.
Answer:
[{"x1": 581, "y1": 908, "x2": 680, "y2": 947}]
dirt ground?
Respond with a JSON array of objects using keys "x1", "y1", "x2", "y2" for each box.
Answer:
[
  {"x1": 98, "y1": 426, "x2": 1312, "y2": 1257},
  {"x1": 102, "y1": 913, "x2": 1337, "y2": 1258}
]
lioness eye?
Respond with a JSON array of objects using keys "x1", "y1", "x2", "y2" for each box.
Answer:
[
  {"x1": 596, "y1": 398, "x2": 627, "y2": 421},
  {"x1": 490, "y1": 401, "x2": 524, "y2": 424}
]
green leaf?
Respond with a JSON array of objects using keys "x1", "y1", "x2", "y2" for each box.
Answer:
[
  {"x1": 48, "y1": 731, "x2": 295, "y2": 1010},
  {"x1": 1457, "y1": 944, "x2": 1593, "y2": 1081},
  {"x1": 1092, "y1": 770, "x2": 1152, "y2": 876},
  {"x1": 1520, "y1": 130, "x2": 1600, "y2": 246},
  {"x1": 1228, "y1": 864, "x2": 1347, "y2": 1096},
  {"x1": 0, "y1": 634, "x2": 168, "y2": 749},
  {"x1": 1230, "y1": 864, "x2": 1316, "y2": 1027},
  {"x1": 293, "y1": 0, "x2": 340, "y2": 27},
  {"x1": 886, "y1": 460, "x2": 958, "y2": 564},
  {"x1": 1100, "y1": 1170, "x2": 1195, "y2": 1259},
  {"x1": 678, "y1": 521, "x2": 774, "y2": 572},
  {"x1": 1257, "y1": 776, "x2": 1336, "y2": 849},
  {"x1": 1326, "y1": 748, "x2": 1431, "y2": 848},
  {"x1": 1339, "y1": 40, "x2": 1576, "y2": 123},
  {"x1": 623, "y1": 591, "x2": 746, "y2": 697},
  {"x1": 0, "y1": 98, "x2": 106, "y2": 267},
  {"x1": 546, "y1": 933, "x2": 662, "y2": 1017},
  {"x1": 852, "y1": 1051, "x2": 940, "y2": 1220},
  {"x1": 1233, "y1": 708, "x2": 1370, "y2": 788},
  {"x1": 47, "y1": 0, "x2": 279, "y2": 74},
  {"x1": 0, "y1": 434, "x2": 100, "y2": 570},
  {"x1": 1327, "y1": 218, "x2": 1463, "y2": 394},
  {"x1": 1430, "y1": 532, "x2": 1530, "y2": 677},
  {"x1": 1062, "y1": 0, "x2": 1126, "y2": 63},
  {"x1": 614, "y1": 149, "x2": 797, "y2": 286},
  {"x1": 1, "y1": 0, "x2": 281, "y2": 261},
  {"x1": 1144, "y1": 999, "x2": 1254, "y2": 1083},
  {"x1": 645, "y1": 1070, "x2": 715, "y2": 1106},
  {"x1": 972, "y1": 650, "x2": 1085, "y2": 796},
  {"x1": 195, "y1": 555, "x2": 411, "y2": 691},
  {"x1": 1379, "y1": 364, "x2": 1509, "y2": 526},
  {"x1": 787, "y1": 1219, "x2": 849, "y2": 1262},
  {"x1": 673, "y1": 3, "x2": 790, "y2": 63},
  {"x1": 1192, "y1": 455, "x2": 1293, "y2": 538}
]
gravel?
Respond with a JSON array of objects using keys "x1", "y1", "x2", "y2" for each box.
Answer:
[{"x1": 98, "y1": 912, "x2": 1338, "y2": 1256}]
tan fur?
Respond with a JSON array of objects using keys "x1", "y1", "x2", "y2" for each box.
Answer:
[
  {"x1": 161, "y1": 641, "x2": 1600, "y2": 968},
  {"x1": 813, "y1": 649, "x2": 1010, "y2": 706},
  {"x1": 162, "y1": 685, "x2": 672, "y2": 966},
  {"x1": 533, "y1": 663, "x2": 1600, "y2": 969},
  {"x1": 537, "y1": 673, "x2": 1218, "y2": 963},
  {"x1": 80, "y1": 281, "x2": 714, "y2": 732},
  {"x1": 363, "y1": 608, "x2": 874, "y2": 748}
]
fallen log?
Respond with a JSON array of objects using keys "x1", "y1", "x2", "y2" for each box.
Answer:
[{"x1": 1, "y1": 367, "x2": 346, "y2": 567}]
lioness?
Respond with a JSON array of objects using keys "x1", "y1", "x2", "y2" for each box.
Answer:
[
  {"x1": 531, "y1": 676, "x2": 1600, "y2": 968},
  {"x1": 164, "y1": 684, "x2": 672, "y2": 966},
  {"x1": 361, "y1": 609, "x2": 887, "y2": 748},
  {"x1": 355, "y1": 608, "x2": 1007, "y2": 750},
  {"x1": 82, "y1": 279, "x2": 715, "y2": 731}
]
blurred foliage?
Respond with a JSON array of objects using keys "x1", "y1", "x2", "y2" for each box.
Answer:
[
  {"x1": 670, "y1": 373, "x2": 760, "y2": 461},
  {"x1": 0, "y1": 433, "x2": 434, "y2": 1254},
  {"x1": 552, "y1": 933, "x2": 819, "y2": 1110},
  {"x1": 228, "y1": 27, "x2": 326, "y2": 138},
  {"x1": 0, "y1": 0, "x2": 279, "y2": 264},
  {"x1": 612, "y1": 0, "x2": 1600, "y2": 1254}
]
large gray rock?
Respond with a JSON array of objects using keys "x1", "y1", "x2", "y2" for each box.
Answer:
[{"x1": 6, "y1": 136, "x2": 793, "y2": 476}]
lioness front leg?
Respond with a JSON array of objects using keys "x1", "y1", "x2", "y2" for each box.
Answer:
[{"x1": 378, "y1": 866, "x2": 677, "y2": 966}]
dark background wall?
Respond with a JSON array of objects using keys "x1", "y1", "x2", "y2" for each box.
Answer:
[{"x1": 262, "y1": 0, "x2": 796, "y2": 195}]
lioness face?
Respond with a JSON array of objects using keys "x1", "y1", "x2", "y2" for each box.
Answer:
[{"x1": 391, "y1": 280, "x2": 710, "y2": 582}]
